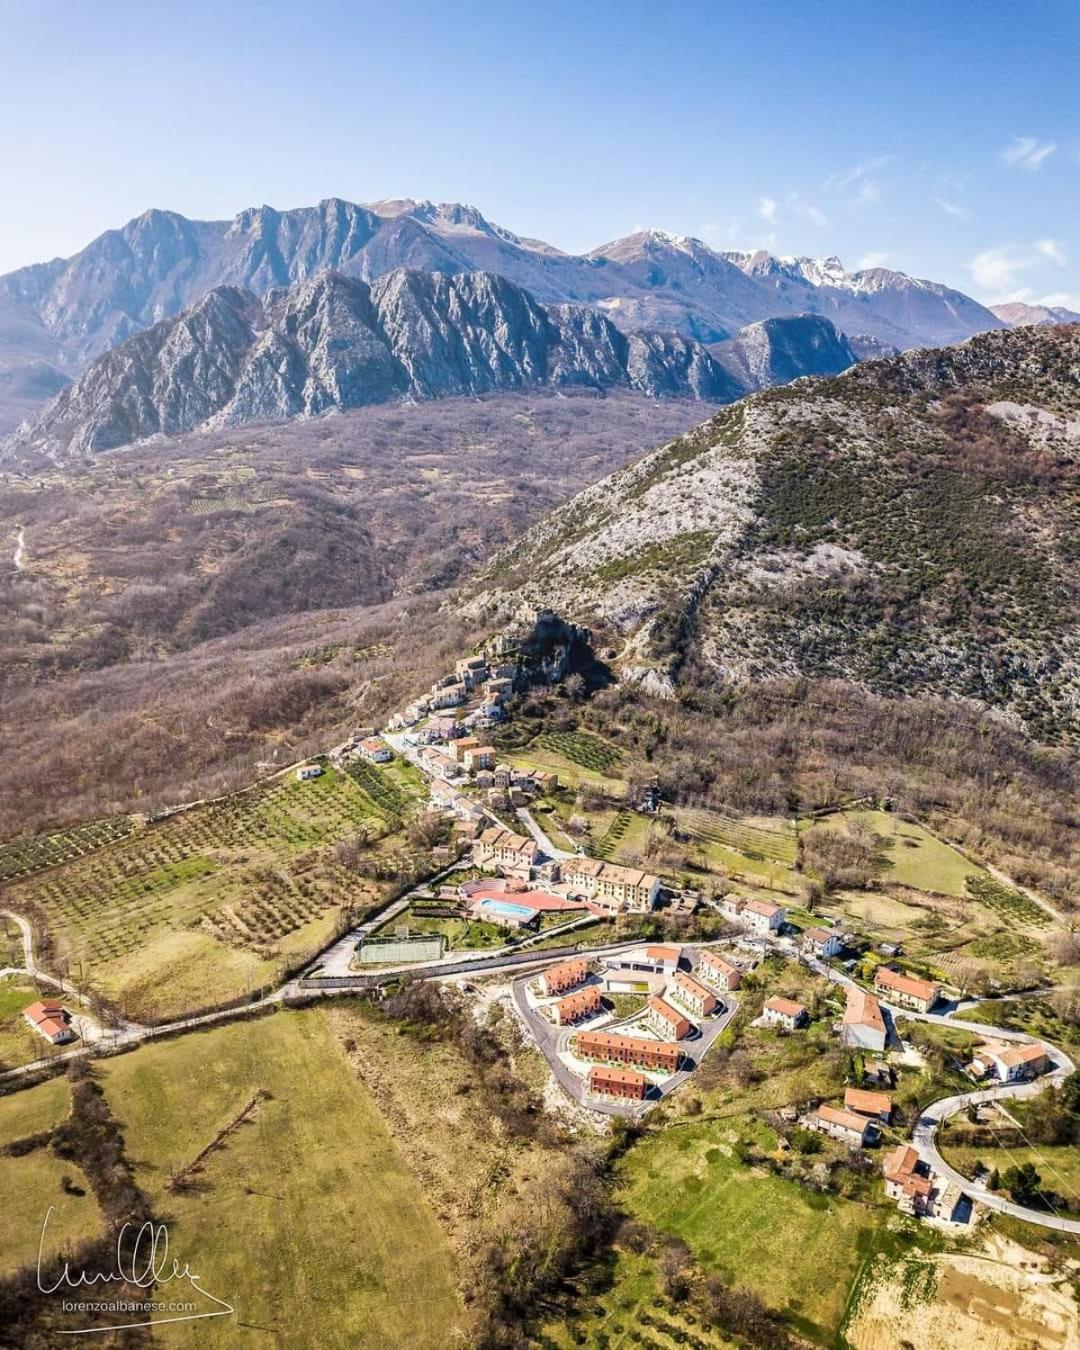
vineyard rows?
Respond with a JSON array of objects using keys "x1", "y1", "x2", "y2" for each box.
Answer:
[{"x1": 676, "y1": 808, "x2": 796, "y2": 864}]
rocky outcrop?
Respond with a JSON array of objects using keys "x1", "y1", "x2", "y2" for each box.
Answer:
[{"x1": 4, "y1": 270, "x2": 745, "y2": 458}]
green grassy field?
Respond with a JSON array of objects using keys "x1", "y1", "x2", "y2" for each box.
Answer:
[
  {"x1": 819, "y1": 811, "x2": 983, "y2": 896},
  {"x1": 0, "y1": 1150, "x2": 101, "y2": 1276},
  {"x1": 3, "y1": 765, "x2": 415, "y2": 1020},
  {"x1": 0, "y1": 1076, "x2": 72, "y2": 1141},
  {"x1": 618, "y1": 1120, "x2": 879, "y2": 1343},
  {"x1": 373, "y1": 905, "x2": 508, "y2": 950},
  {"x1": 0, "y1": 976, "x2": 50, "y2": 1069},
  {"x1": 507, "y1": 745, "x2": 627, "y2": 794},
  {"x1": 97, "y1": 1009, "x2": 460, "y2": 1348}
]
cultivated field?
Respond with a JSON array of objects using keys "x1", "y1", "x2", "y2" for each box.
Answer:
[
  {"x1": 3, "y1": 764, "x2": 420, "y2": 1020},
  {"x1": 96, "y1": 1009, "x2": 460, "y2": 1348}
]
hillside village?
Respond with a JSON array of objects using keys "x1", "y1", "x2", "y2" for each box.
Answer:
[{"x1": 281, "y1": 612, "x2": 1075, "y2": 1242}]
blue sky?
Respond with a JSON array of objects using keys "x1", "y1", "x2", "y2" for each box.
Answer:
[{"x1": 1, "y1": 0, "x2": 1078, "y2": 307}]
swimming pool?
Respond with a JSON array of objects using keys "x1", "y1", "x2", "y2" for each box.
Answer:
[{"x1": 479, "y1": 899, "x2": 536, "y2": 919}]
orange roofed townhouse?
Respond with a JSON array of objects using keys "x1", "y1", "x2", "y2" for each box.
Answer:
[
  {"x1": 810, "y1": 1104, "x2": 877, "y2": 1147},
  {"x1": 882, "y1": 1145, "x2": 934, "y2": 1216},
  {"x1": 644, "y1": 996, "x2": 692, "y2": 1041},
  {"x1": 574, "y1": 1029, "x2": 683, "y2": 1073},
  {"x1": 844, "y1": 1087, "x2": 893, "y2": 1122},
  {"x1": 359, "y1": 736, "x2": 392, "y2": 763},
  {"x1": 587, "y1": 1065, "x2": 648, "y2": 1102},
  {"x1": 554, "y1": 986, "x2": 602, "y2": 1026},
  {"x1": 541, "y1": 958, "x2": 589, "y2": 998},
  {"x1": 562, "y1": 858, "x2": 661, "y2": 913},
  {"x1": 762, "y1": 996, "x2": 807, "y2": 1030},
  {"x1": 874, "y1": 967, "x2": 940, "y2": 1013},
  {"x1": 463, "y1": 746, "x2": 497, "y2": 773},
  {"x1": 841, "y1": 986, "x2": 888, "y2": 1053},
  {"x1": 697, "y1": 949, "x2": 741, "y2": 992},
  {"x1": 669, "y1": 971, "x2": 718, "y2": 1019}
]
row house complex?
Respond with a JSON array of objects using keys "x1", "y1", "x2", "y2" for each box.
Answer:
[
  {"x1": 554, "y1": 986, "x2": 601, "y2": 1026},
  {"x1": 587, "y1": 1065, "x2": 648, "y2": 1102},
  {"x1": 542, "y1": 958, "x2": 589, "y2": 997},
  {"x1": 645, "y1": 996, "x2": 692, "y2": 1041},
  {"x1": 574, "y1": 1029, "x2": 683, "y2": 1073},
  {"x1": 472, "y1": 827, "x2": 540, "y2": 876},
  {"x1": 561, "y1": 858, "x2": 661, "y2": 913},
  {"x1": 669, "y1": 971, "x2": 718, "y2": 1019}
]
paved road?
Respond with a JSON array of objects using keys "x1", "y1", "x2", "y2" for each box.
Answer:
[{"x1": 516, "y1": 807, "x2": 575, "y2": 860}]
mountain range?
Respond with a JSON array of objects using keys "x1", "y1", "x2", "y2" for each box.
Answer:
[
  {"x1": 4, "y1": 272, "x2": 872, "y2": 459},
  {"x1": 990, "y1": 300, "x2": 1080, "y2": 328},
  {"x1": 473, "y1": 322, "x2": 1080, "y2": 742},
  {"x1": 0, "y1": 196, "x2": 1006, "y2": 433}
]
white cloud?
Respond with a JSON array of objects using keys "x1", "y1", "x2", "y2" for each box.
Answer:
[
  {"x1": 1038, "y1": 290, "x2": 1080, "y2": 308},
  {"x1": 804, "y1": 203, "x2": 828, "y2": 228},
  {"x1": 969, "y1": 247, "x2": 1031, "y2": 292},
  {"x1": 757, "y1": 196, "x2": 778, "y2": 223},
  {"x1": 825, "y1": 154, "x2": 895, "y2": 192},
  {"x1": 1000, "y1": 136, "x2": 1056, "y2": 171},
  {"x1": 935, "y1": 197, "x2": 972, "y2": 220},
  {"x1": 1036, "y1": 237, "x2": 1067, "y2": 266},
  {"x1": 857, "y1": 251, "x2": 889, "y2": 269}
]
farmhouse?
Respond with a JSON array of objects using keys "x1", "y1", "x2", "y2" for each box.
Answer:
[
  {"x1": 562, "y1": 859, "x2": 661, "y2": 912},
  {"x1": 844, "y1": 1087, "x2": 893, "y2": 1122},
  {"x1": 841, "y1": 986, "x2": 888, "y2": 1053},
  {"x1": 359, "y1": 736, "x2": 392, "y2": 763},
  {"x1": 587, "y1": 1065, "x2": 648, "y2": 1102},
  {"x1": 883, "y1": 1145, "x2": 934, "y2": 1216},
  {"x1": 723, "y1": 896, "x2": 785, "y2": 934},
  {"x1": 574, "y1": 1030, "x2": 682, "y2": 1073},
  {"x1": 542, "y1": 958, "x2": 589, "y2": 997},
  {"x1": 669, "y1": 971, "x2": 718, "y2": 1019},
  {"x1": 295, "y1": 763, "x2": 323, "y2": 781},
  {"x1": 23, "y1": 1001, "x2": 76, "y2": 1045},
  {"x1": 762, "y1": 996, "x2": 808, "y2": 1030},
  {"x1": 810, "y1": 1104, "x2": 876, "y2": 1147},
  {"x1": 645, "y1": 996, "x2": 692, "y2": 1040},
  {"x1": 971, "y1": 1041, "x2": 1051, "y2": 1083},
  {"x1": 874, "y1": 967, "x2": 939, "y2": 1013},
  {"x1": 554, "y1": 986, "x2": 602, "y2": 1026},
  {"x1": 697, "y1": 949, "x2": 741, "y2": 991},
  {"x1": 802, "y1": 927, "x2": 843, "y2": 959}
]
